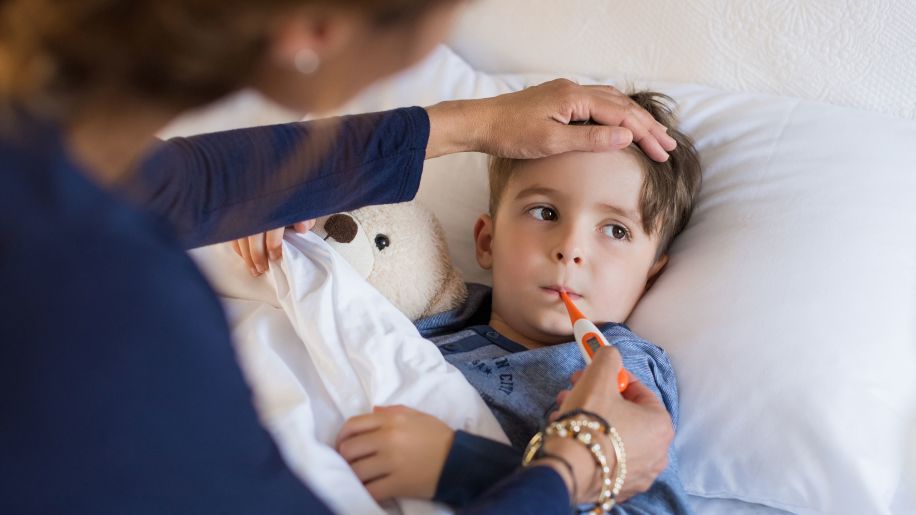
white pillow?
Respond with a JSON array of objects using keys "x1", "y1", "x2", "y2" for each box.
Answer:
[{"x1": 333, "y1": 46, "x2": 916, "y2": 514}]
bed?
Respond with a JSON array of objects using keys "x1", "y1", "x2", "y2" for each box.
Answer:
[{"x1": 163, "y1": 1, "x2": 916, "y2": 514}]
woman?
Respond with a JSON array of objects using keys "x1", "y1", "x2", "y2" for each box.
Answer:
[{"x1": 0, "y1": 0, "x2": 677, "y2": 512}]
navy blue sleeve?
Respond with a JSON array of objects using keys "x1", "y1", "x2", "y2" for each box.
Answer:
[
  {"x1": 2, "y1": 111, "x2": 593, "y2": 515},
  {"x1": 435, "y1": 430, "x2": 523, "y2": 507},
  {"x1": 121, "y1": 107, "x2": 428, "y2": 248},
  {"x1": 461, "y1": 466, "x2": 570, "y2": 515}
]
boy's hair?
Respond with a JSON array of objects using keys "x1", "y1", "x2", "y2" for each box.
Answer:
[{"x1": 488, "y1": 90, "x2": 702, "y2": 258}]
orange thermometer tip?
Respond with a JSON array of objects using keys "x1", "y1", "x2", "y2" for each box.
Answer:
[
  {"x1": 560, "y1": 290, "x2": 632, "y2": 393},
  {"x1": 617, "y1": 368, "x2": 632, "y2": 392},
  {"x1": 558, "y1": 290, "x2": 586, "y2": 325}
]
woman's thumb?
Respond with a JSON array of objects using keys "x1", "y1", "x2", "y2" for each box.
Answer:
[{"x1": 581, "y1": 346, "x2": 625, "y2": 391}]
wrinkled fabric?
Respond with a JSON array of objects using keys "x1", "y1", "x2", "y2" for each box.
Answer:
[{"x1": 191, "y1": 234, "x2": 509, "y2": 515}]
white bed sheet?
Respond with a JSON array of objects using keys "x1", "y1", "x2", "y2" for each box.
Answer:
[{"x1": 190, "y1": 234, "x2": 509, "y2": 515}]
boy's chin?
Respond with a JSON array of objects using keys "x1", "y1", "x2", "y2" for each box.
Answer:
[{"x1": 531, "y1": 319, "x2": 576, "y2": 344}]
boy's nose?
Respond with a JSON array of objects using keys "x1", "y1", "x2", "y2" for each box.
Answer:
[
  {"x1": 553, "y1": 248, "x2": 583, "y2": 265},
  {"x1": 552, "y1": 225, "x2": 585, "y2": 265}
]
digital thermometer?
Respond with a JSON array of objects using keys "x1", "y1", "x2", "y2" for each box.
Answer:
[{"x1": 559, "y1": 290, "x2": 632, "y2": 392}]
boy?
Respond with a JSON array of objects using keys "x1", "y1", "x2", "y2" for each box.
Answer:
[{"x1": 336, "y1": 91, "x2": 701, "y2": 513}]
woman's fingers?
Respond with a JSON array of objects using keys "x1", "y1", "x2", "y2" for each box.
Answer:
[
  {"x1": 231, "y1": 222, "x2": 310, "y2": 276},
  {"x1": 541, "y1": 80, "x2": 673, "y2": 161},
  {"x1": 246, "y1": 233, "x2": 269, "y2": 274},
  {"x1": 570, "y1": 370, "x2": 584, "y2": 385},
  {"x1": 573, "y1": 84, "x2": 674, "y2": 160},
  {"x1": 293, "y1": 219, "x2": 317, "y2": 233},
  {"x1": 582, "y1": 93, "x2": 670, "y2": 162},
  {"x1": 621, "y1": 376, "x2": 664, "y2": 407},
  {"x1": 553, "y1": 369, "x2": 585, "y2": 411},
  {"x1": 584, "y1": 85, "x2": 677, "y2": 151},
  {"x1": 265, "y1": 227, "x2": 285, "y2": 261},
  {"x1": 554, "y1": 389, "x2": 569, "y2": 409},
  {"x1": 556, "y1": 124, "x2": 633, "y2": 153},
  {"x1": 555, "y1": 347, "x2": 626, "y2": 428},
  {"x1": 236, "y1": 237, "x2": 258, "y2": 277}
]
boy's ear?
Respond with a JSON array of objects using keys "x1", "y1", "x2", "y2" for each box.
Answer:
[
  {"x1": 645, "y1": 254, "x2": 669, "y2": 291},
  {"x1": 473, "y1": 214, "x2": 495, "y2": 270}
]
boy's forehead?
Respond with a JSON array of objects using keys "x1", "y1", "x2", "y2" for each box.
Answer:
[
  {"x1": 507, "y1": 150, "x2": 645, "y2": 207},
  {"x1": 511, "y1": 149, "x2": 642, "y2": 179}
]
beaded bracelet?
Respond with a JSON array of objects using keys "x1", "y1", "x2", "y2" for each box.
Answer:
[
  {"x1": 522, "y1": 417, "x2": 627, "y2": 514},
  {"x1": 602, "y1": 426, "x2": 627, "y2": 512},
  {"x1": 555, "y1": 408, "x2": 611, "y2": 436}
]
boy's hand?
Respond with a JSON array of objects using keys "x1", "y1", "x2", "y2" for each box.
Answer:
[
  {"x1": 335, "y1": 405, "x2": 454, "y2": 502},
  {"x1": 230, "y1": 219, "x2": 316, "y2": 277}
]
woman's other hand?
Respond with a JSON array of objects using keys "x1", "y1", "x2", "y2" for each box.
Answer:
[
  {"x1": 335, "y1": 405, "x2": 455, "y2": 502},
  {"x1": 231, "y1": 219, "x2": 316, "y2": 277},
  {"x1": 425, "y1": 79, "x2": 678, "y2": 162},
  {"x1": 540, "y1": 347, "x2": 674, "y2": 503}
]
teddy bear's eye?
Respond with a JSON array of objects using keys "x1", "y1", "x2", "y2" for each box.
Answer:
[{"x1": 374, "y1": 234, "x2": 390, "y2": 251}]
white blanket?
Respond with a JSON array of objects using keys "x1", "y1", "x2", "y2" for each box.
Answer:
[{"x1": 190, "y1": 231, "x2": 508, "y2": 515}]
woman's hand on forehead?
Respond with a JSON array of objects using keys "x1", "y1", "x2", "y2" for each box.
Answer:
[{"x1": 427, "y1": 79, "x2": 677, "y2": 162}]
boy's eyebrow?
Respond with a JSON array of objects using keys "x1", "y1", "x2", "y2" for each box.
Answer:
[
  {"x1": 513, "y1": 186, "x2": 563, "y2": 201},
  {"x1": 600, "y1": 202, "x2": 642, "y2": 223}
]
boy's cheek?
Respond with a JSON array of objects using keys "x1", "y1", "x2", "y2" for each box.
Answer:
[{"x1": 595, "y1": 284, "x2": 643, "y2": 322}]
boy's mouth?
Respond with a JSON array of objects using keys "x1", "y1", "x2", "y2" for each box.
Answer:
[{"x1": 541, "y1": 286, "x2": 581, "y2": 300}]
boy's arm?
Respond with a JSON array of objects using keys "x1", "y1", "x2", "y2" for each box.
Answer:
[
  {"x1": 335, "y1": 405, "x2": 522, "y2": 507},
  {"x1": 612, "y1": 338, "x2": 693, "y2": 514},
  {"x1": 120, "y1": 108, "x2": 427, "y2": 249}
]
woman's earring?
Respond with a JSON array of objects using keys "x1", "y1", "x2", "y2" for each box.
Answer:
[{"x1": 293, "y1": 48, "x2": 320, "y2": 74}]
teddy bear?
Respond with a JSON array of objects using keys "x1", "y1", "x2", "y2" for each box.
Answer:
[{"x1": 311, "y1": 201, "x2": 467, "y2": 321}]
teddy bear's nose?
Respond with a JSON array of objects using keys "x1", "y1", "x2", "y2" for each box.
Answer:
[{"x1": 324, "y1": 214, "x2": 358, "y2": 243}]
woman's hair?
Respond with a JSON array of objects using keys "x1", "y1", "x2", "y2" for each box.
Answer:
[
  {"x1": 488, "y1": 91, "x2": 702, "y2": 259},
  {"x1": 0, "y1": 0, "x2": 454, "y2": 115}
]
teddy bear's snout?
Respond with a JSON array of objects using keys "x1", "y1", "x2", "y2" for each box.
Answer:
[{"x1": 324, "y1": 214, "x2": 358, "y2": 243}]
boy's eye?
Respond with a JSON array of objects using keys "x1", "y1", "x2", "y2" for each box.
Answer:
[
  {"x1": 527, "y1": 206, "x2": 558, "y2": 221},
  {"x1": 602, "y1": 224, "x2": 630, "y2": 240}
]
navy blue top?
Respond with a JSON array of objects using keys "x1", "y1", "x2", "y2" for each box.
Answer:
[{"x1": 0, "y1": 107, "x2": 569, "y2": 514}]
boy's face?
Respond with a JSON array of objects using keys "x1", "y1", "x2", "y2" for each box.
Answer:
[{"x1": 475, "y1": 150, "x2": 668, "y2": 347}]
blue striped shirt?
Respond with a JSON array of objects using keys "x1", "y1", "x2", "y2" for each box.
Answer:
[{"x1": 417, "y1": 283, "x2": 692, "y2": 514}]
